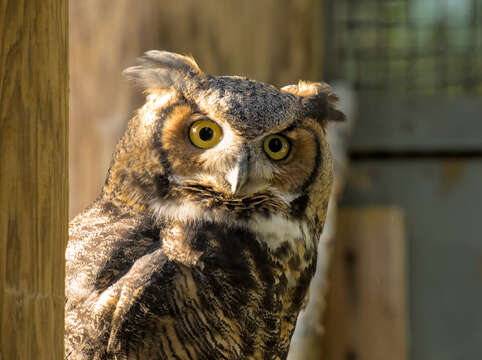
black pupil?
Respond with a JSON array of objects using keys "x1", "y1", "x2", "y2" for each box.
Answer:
[
  {"x1": 199, "y1": 126, "x2": 214, "y2": 142},
  {"x1": 268, "y1": 137, "x2": 283, "y2": 153}
]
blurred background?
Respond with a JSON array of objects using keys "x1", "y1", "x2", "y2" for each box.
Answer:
[{"x1": 70, "y1": 1, "x2": 482, "y2": 359}]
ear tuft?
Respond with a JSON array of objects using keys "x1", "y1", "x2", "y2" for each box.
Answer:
[
  {"x1": 123, "y1": 51, "x2": 203, "y2": 93},
  {"x1": 281, "y1": 81, "x2": 346, "y2": 124}
]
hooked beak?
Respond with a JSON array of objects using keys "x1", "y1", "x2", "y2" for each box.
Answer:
[{"x1": 226, "y1": 147, "x2": 249, "y2": 196}]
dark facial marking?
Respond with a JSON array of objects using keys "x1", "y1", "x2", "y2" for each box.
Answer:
[
  {"x1": 290, "y1": 194, "x2": 309, "y2": 218},
  {"x1": 153, "y1": 102, "x2": 184, "y2": 177},
  {"x1": 154, "y1": 173, "x2": 171, "y2": 198},
  {"x1": 297, "y1": 126, "x2": 322, "y2": 193}
]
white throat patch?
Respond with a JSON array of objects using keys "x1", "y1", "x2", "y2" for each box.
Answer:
[{"x1": 149, "y1": 199, "x2": 314, "y2": 253}]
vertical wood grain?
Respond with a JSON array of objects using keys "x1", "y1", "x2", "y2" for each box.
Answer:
[
  {"x1": 155, "y1": 0, "x2": 325, "y2": 86},
  {"x1": 0, "y1": 0, "x2": 68, "y2": 358},
  {"x1": 323, "y1": 207, "x2": 407, "y2": 360}
]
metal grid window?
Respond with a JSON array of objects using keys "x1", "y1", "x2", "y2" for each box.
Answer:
[{"x1": 330, "y1": 0, "x2": 482, "y2": 95}]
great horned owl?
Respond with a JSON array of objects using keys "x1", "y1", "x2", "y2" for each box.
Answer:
[{"x1": 65, "y1": 51, "x2": 344, "y2": 359}]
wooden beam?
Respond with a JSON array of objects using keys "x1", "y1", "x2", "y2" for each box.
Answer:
[
  {"x1": 0, "y1": 0, "x2": 69, "y2": 358},
  {"x1": 323, "y1": 207, "x2": 407, "y2": 360},
  {"x1": 351, "y1": 93, "x2": 482, "y2": 152},
  {"x1": 154, "y1": 0, "x2": 325, "y2": 86}
]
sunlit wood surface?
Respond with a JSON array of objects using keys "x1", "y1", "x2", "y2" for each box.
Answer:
[{"x1": 0, "y1": 0, "x2": 68, "y2": 358}]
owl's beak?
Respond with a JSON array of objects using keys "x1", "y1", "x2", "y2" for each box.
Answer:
[{"x1": 226, "y1": 148, "x2": 249, "y2": 196}]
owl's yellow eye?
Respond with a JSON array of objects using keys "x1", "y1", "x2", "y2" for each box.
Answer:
[
  {"x1": 189, "y1": 120, "x2": 222, "y2": 149},
  {"x1": 263, "y1": 134, "x2": 291, "y2": 161}
]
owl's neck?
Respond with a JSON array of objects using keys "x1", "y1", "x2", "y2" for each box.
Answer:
[
  {"x1": 153, "y1": 198, "x2": 320, "y2": 307},
  {"x1": 150, "y1": 197, "x2": 318, "y2": 254}
]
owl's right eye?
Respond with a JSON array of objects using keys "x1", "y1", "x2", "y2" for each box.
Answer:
[{"x1": 189, "y1": 120, "x2": 222, "y2": 149}]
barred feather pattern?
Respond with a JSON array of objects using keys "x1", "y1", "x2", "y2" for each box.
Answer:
[
  {"x1": 66, "y1": 200, "x2": 318, "y2": 359},
  {"x1": 65, "y1": 51, "x2": 343, "y2": 359}
]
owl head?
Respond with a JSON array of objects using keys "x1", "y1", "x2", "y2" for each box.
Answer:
[{"x1": 103, "y1": 51, "x2": 344, "y2": 226}]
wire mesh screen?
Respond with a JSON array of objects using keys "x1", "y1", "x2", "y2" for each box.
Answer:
[{"x1": 330, "y1": 0, "x2": 482, "y2": 95}]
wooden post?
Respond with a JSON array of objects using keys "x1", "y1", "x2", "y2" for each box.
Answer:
[
  {"x1": 323, "y1": 207, "x2": 408, "y2": 360},
  {"x1": 0, "y1": 1, "x2": 69, "y2": 359}
]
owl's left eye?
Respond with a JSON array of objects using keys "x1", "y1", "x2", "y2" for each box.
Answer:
[
  {"x1": 189, "y1": 120, "x2": 222, "y2": 149},
  {"x1": 263, "y1": 134, "x2": 291, "y2": 161}
]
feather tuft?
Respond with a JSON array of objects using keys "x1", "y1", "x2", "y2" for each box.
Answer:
[
  {"x1": 281, "y1": 81, "x2": 346, "y2": 125},
  {"x1": 123, "y1": 50, "x2": 203, "y2": 93}
]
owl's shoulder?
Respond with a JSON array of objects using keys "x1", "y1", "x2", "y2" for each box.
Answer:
[
  {"x1": 66, "y1": 201, "x2": 182, "y2": 355},
  {"x1": 66, "y1": 201, "x2": 161, "y2": 300}
]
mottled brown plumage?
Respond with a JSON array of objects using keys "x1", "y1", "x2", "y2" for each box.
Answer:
[{"x1": 65, "y1": 51, "x2": 344, "y2": 359}]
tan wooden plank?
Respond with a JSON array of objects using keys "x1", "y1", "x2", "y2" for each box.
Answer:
[
  {"x1": 324, "y1": 207, "x2": 407, "y2": 360},
  {"x1": 0, "y1": 0, "x2": 68, "y2": 358}
]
